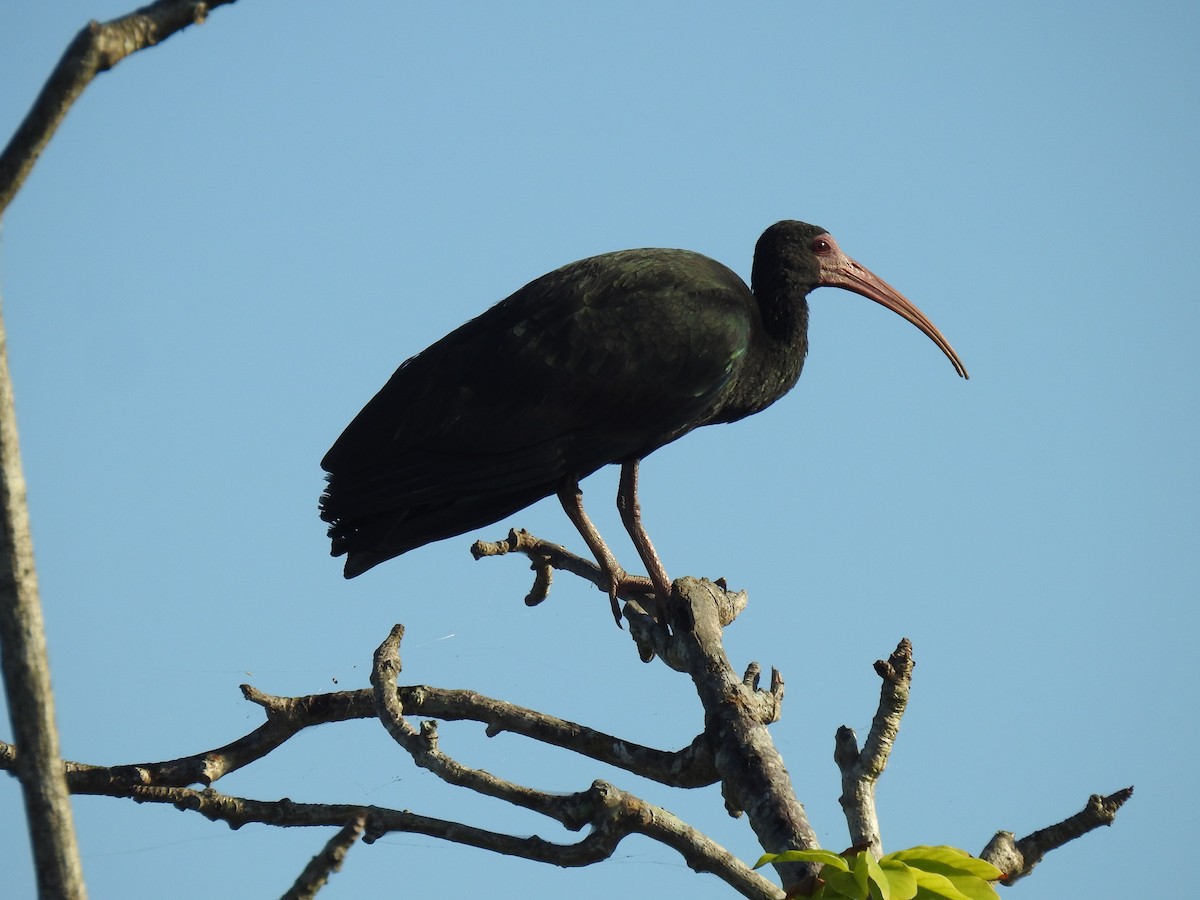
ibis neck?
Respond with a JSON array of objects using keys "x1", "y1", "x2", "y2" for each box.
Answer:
[{"x1": 714, "y1": 286, "x2": 810, "y2": 424}]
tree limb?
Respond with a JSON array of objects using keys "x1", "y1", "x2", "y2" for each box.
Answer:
[
  {"x1": 0, "y1": 609, "x2": 1133, "y2": 897},
  {"x1": 981, "y1": 787, "x2": 1134, "y2": 885},
  {"x1": 79, "y1": 776, "x2": 784, "y2": 899},
  {"x1": 662, "y1": 578, "x2": 821, "y2": 892},
  {"x1": 372, "y1": 623, "x2": 594, "y2": 822},
  {"x1": 472, "y1": 527, "x2": 656, "y2": 607},
  {"x1": 0, "y1": 296, "x2": 86, "y2": 897},
  {"x1": 368, "y1": 622, "x2": 783, "y2": 898},
  {"x1": 3, "y1": 649, "x2": 782, "y2": 899},
  {"x1": 476, "y1": 540, "x2": 828, "y2": 890},
  {"x1": 834, "y1": 638, "x2": 914, "y2": 857},
  {"x1": 0, "y1": 0, "x2": 241, "y2": 216},
  {"x1": 0, "y1": 677, "x2": 720, "y2": 793}
]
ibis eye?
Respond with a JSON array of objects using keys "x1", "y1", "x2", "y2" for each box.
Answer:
[{"x1": 810, "y1": 237, "x2": 832, "y2": 255}]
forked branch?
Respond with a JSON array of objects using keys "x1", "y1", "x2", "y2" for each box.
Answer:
[
  {"x1": 834, "y1": 638, "x2": 915, "y2": 856},
  {"x1": 370, "y1": 623, "x2": 782, "y2": 899}
]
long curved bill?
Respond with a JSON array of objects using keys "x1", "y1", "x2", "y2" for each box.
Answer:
[{"x1": 818, "y1": 245, "x2": 969, "y2": 379}]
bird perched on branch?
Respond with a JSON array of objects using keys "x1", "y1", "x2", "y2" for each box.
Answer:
[{"x1": 320, "y1": 220, "x2": 967, "y2": 602}]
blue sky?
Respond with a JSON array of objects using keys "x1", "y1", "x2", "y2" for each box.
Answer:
[{"x1": 2, "y1": 2, "x2": 1197, "y2": 897}]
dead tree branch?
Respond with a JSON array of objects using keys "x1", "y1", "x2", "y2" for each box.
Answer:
[
  {"x1": 660, "y1": 577, "x2": 821, "y2": 892},
  {"x1": 0, "y1": 4, "x2": 245, "y2": 896},
  {"x1": 0, "y1": 679, "x2": 720, "y2": 795},
  {"x1": 280, "y1": 814, "x2": 365, "y2": 900},
  {"x1": 472, "y1": 527, "x2": 655, "y2": 610},
  {"x1": 2, "y1": 616, "x2": 785, "y2": 899},
  {"x1": 0, "y1": 300, "x2": 86, "y2": 897},
  {"x1": 0, "y1": 0, "x2": 241, "y2": 216},
  {"x1": 369, "y1": 622, "x2": 782, "y2": 898},
  {"x1": 834, "y1": 638, "x2": 914, "y2": 856},
  {"x1": 49, "y1": 774, "x2": 784, "y2": 899},
  {"x1": 0, "y1": 598, "x2": 1134, "y2": 898},
  {"x1": 981, "y1": 786, "x2": 1134, "y2": 885}
]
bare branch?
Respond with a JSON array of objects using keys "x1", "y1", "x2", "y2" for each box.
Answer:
[
  {"x1": 0, "y1": 598, "x2": 1129, "y2": 898},
  {"x1": 372, "y1": 624, "x2": 584, "y2": 821},
  {"x1": 5, "y1": 632, "x2": 782, "y2": 899},
  {"x1": 663, "y1": 578, "x2": 820, "y2": 892},
  {"x1": 0, "y1": 0, "x2": 240, "y2": 215},
  {"x1": 0, "y1": 298, "x2": 86, "y2": 895},
  {"x1": 94, "y1": 781, "x2": 608, "y2": 858},
  {"x1": 0, "y1": 7, "x2": 244, "y2": 890},
  {"x1": 406, "y1": 684, "x2": 719, "y2": 787},
  {"x1": 5, "y1": 618, "x2": 786, "y2": 898},
  {"x1": 280, "y1": 815, "x2": 365, "y2": 900},
  {"x1": 97, "y1": 777, "x2": 786, "y2": 899},
  {"x1": 473, "y1": 528, "x2": 670, "y2": 659},
  {"x1": 473, "y1": 527, "x2": 657, "y2": 603},
  {"x1": 981, "y1": 787, "x2": 1134, "y2": 885},
  {"x1": 834, "y1": 638, "x2": 914, "y2": 856},
  {"x1": 25, "y1": 687, "x2": 368, "y2": 793},
  {"x1": 365, "y1": 623, "x2": 787, "y2": 897},
  {"x1": 1, "y1": 679, "x2": 720, "y2": 793}
]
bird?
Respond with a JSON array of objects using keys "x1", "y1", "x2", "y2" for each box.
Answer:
[{"x1": 320, "y1": 220, "x2": 967, "y2": 602}]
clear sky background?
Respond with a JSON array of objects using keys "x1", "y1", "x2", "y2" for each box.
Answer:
[{"x1": 2, "y1": 3, "x2": 1197, "y2": 898}]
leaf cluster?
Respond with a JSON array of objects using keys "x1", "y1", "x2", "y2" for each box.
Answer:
[{"x1": 756, "y1": 845, "x2": 1002, "y2": 900}]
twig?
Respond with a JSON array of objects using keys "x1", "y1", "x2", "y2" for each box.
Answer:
[
  {"x1": 981, "y1": 787, "x2": 1134, "y2": 884},
  {"x1": 474, "y1": 527, "x2": 719, "y2": 662},
  {"x1": 280, "y1": 815, "x2": 365, "y2": 900},
  {"x1": 833, "y1": 638, "x2": 914, "y2": 856},
  {"x1": 472, "y1": 528, "x2": 655, "y2": 609},
  {"x1": 372, "y1": 624, "x2": 590, "y2": 820}
]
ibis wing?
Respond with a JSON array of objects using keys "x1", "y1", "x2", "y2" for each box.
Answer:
[{"x1": 320, "y1": 248, "x2": 756, "y2": 572}]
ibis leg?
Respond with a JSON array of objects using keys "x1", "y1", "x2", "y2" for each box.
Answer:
[
  {"x1": 617, "y1": 460, "x2": 672, "y2": 602},
  {"x1": 556, "y1": 477, "x2": 630, "y2": 625}
]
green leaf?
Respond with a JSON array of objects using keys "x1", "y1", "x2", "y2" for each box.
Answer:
[
  {"x1": 863, "y1": 852, "x2": 891, "y2": 900},
  {"x1": 823, "y1": 865, "x2": 870, "y2": 899},
  {"x1": 943, "y1": 879, "x2": 999, "y2": 900},
  {"x1": 755, "y1": 849, "x2": 851, "y2": 871},
  {"x1": 877, "y1": 860, "x2": 919, "y2": 900},
  {"x1": 906, "y1": 868, "x2": 977, "y2": 900},
  {"x1": 884, "y1": 846, "x2": 1002, "y2": 882},
  {"x1": 813, "y1": 881, "x2": 861, "y2": 900}
]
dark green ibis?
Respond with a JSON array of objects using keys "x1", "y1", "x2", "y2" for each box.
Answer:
[{"x1": 320, "y1": 221, "x2": 967, "y2": 601}]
